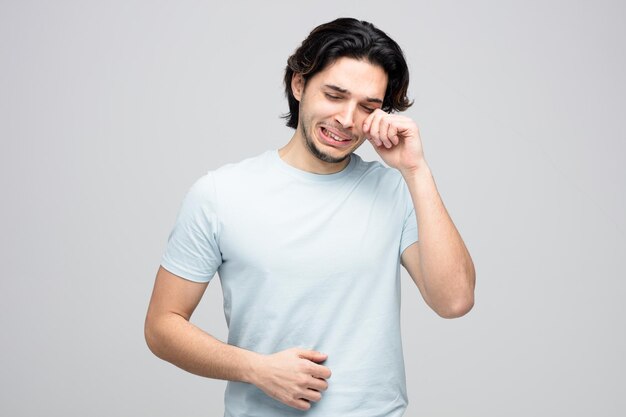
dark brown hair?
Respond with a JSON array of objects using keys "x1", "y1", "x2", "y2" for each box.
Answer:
[{"x1": 281, "y1": 17, "x2": 414, "y2": 129}]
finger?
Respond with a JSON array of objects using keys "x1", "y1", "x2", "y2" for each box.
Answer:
[
  {"x1": 298, "y1": 349, "x2": 327, "y2": 362},
  {"x1": 379, "y1": 117, "x2": 392, "y2": 148},
  {"x1": 292, "y1": 398, "x2": 312, "y2": 411},
  {"x1": 388, "y1": 123, "x2": 399, "y2": 145},
  {"x1": 301, "y1": 388, "x2": 323, "y2": 403},
  {"x1": 309, "y1": 362, "x2": 332, "y2": 380},
  {"x1": 369, "y1": 112, "x2": 383, "y2": 147},
  {"x1": 309, "y1": 375, "x2": 329, "y2": 392},
  {"x1": 362, "y1": 111, "x2": 376, "y2": 134}
]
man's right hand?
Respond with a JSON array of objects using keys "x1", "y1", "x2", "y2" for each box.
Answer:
[{"x1": 250, "y1": 347, "x2": 332, "y2": 411}]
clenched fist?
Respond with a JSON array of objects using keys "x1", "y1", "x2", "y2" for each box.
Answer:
[{"x1": 250, "y1": 347, "x2": 332, "y2": 410}]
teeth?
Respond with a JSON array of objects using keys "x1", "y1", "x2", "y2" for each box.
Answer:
[{"x1": 323, "y1": 127, "x2": 348, "y2": 141}]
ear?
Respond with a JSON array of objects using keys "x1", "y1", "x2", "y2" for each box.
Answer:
[{"x1": 291, "y1": 72, "x2": 304, "y2": 102}]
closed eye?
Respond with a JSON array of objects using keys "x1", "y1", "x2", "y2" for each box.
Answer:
[{"x1": 325, "y1": 92, "x2": 375, "y2": 113}]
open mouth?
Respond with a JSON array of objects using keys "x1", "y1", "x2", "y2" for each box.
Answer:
[{"x1": 319, "y1": 126, "x2": 352, "y2": 146}]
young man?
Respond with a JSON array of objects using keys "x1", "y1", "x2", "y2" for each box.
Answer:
[{"x1": 145, "y1": 17, "x2": 475, "y2": 417}]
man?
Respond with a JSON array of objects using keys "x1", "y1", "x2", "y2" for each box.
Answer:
[{"x1": 145, "y1": 17, "x2": 475, "y2": 417}]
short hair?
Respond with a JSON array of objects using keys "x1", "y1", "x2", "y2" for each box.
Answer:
[{"x1": 281, "y1": 17, "x2": 414, "y2": 129}]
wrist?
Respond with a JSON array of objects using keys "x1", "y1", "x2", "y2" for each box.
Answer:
[
  {"x1": 400, "y1": 162, "x2": 431, "y2": 179},
  {"x1": 241, "y1": 350, "x2": 265, "y2": 385}
]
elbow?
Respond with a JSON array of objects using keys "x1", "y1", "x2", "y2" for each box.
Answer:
[
  {"x1": 436, "y1": 290, "x2": 475, "y2": 319},
  {"x1": 427, "y1": 263, "x2": 476, "y2": 319},
  {"x1": 437, "y1": 300, "x2": 474, "y2": 319},
  {"x1": 144, "y1": 315, "x2": 164, "y2": 358},
  {"x1": 440, "y1": 269, "x2": 475, "y2": 318},
  {"x1": 144, "y1": 311, "x2": 187, "y2": 360}
]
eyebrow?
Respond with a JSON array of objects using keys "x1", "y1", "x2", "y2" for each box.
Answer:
[{"x1": 323, "y1": 84, "x2": 384, "y2": 104}]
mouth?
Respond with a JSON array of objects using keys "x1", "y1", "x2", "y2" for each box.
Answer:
[{"x1": 318, "y1": 126, "x2": 353, "y2": 148}]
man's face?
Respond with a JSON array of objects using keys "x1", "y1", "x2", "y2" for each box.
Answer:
[{"x1": 292, "y1": 57, "x2": 388, "y2": 164}]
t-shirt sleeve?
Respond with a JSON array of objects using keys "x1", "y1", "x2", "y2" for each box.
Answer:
[
  {"x1": 399, "y1": 178, "x2": 419, "y2": 256},
  {"x1": 160, "y1": 172, "x2": 223, "y2": 283}
]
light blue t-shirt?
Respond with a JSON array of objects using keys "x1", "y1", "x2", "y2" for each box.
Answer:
[{"x1": 161, "y1": 149, "x2": 419, "y2": 417}]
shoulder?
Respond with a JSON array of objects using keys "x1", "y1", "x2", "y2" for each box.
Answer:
[
  {"x1": 211, "y1": 149, "x2": 271, "y2": 183},
  {"x1": 185, "y1": 151, "x2": 267, "y2": 196},
  {"x1": 353, "y1": 153, "x2": 404, "y2": 185}
]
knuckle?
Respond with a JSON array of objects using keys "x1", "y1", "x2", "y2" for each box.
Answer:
[
  {"x1": 299, "y1": 362, "x2": 311, "y2": 374},
  {"x1": 297, "y1": 374, "x2": 309, "y2": 386}
]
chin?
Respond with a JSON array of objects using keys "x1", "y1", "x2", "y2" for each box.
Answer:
[{"x1": 309, "y1": 138, "x2": 351, "y2": 164}]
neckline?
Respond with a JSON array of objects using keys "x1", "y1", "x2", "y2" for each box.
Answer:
[{"x1": 269, "y1": 149, "x2": 358, "y2": 182}]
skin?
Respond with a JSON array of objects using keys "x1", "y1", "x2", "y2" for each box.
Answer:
[{"x1": 145, "y1": 55, "x2": 475, "y2": 413}]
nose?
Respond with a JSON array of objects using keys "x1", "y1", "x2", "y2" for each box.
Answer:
[{"x1": 335, "y1": 102, "x2": 356, "y2": 129}]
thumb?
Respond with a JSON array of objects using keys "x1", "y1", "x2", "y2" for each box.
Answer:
[{"x1": 298, "y1": 349, "x2": 328, "y2": 362}]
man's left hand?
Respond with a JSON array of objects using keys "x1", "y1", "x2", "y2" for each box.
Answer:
[{"x1": 362, "y1": 109, "x2": 427, "y2": 176}]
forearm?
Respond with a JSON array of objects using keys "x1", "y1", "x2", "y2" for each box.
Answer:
[
  {"x1": 402, "y1": 164, "x2": 475, "y2": 313},
  {"x1": 145, "y1": 313, "x2": 261, "y2": 384}
]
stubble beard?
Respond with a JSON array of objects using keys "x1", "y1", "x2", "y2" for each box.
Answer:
[{"x1": 300, "y1": 117, "x2": 351, "y2": 164}]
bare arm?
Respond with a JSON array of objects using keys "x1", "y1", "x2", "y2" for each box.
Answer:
[
  {"x1": 361, "y1": 107, "x2": 475, "y2": 318},
  {"x1": 144, "y1": 265, "x2": 259, "y2": 382},
  {"x1": 144, "y1": 265, "x2": 331, "y2": 411},
  {"x1": 401, "y1": 165, "x2": 475, "y2": 318}
]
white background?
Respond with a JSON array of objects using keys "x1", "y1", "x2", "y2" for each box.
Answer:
[{"x1": 1, "y1": 1, "x2": 624, "y2": 415}]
